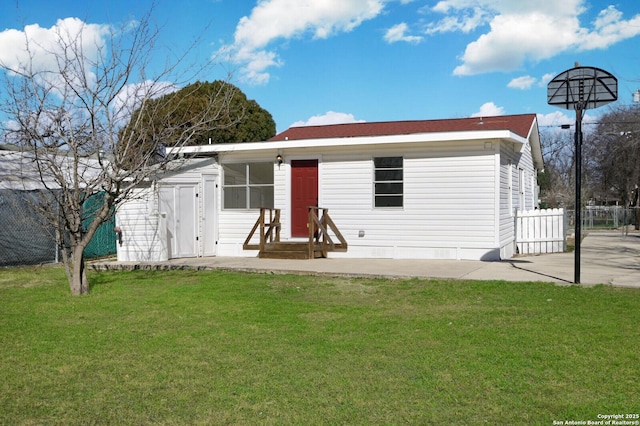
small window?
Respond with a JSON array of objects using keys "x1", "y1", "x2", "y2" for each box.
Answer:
[
  {"x1": 223, "y1": 162, "x2": 274, "y2": 209},
  {"x1": 374, "y1": 156, "x2": 403, "y2": 207}
]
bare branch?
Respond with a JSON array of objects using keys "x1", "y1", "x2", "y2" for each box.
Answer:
[{"x1": 0, "y1": 6, "x2": 233, "y2": 294}]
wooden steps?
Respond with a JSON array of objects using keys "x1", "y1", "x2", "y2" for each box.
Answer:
[
  {"x1": 244, "y1": 207, "x2": 348, "y2": 260},
  {"x1": 258, "y1": 242, "x2": 326, "y2": 260}
]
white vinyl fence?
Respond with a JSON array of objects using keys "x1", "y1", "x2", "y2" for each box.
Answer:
[{"x1": 515, "y1": 208, "x2": 566, "y2": 255}]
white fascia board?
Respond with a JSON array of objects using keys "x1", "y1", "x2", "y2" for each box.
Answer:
[
  {"x1": 526, "y1": 120, "x2": 545, "y2": 171},
  {"x1": 168, "y1": 130, "x2": 527, "y2": 156}
]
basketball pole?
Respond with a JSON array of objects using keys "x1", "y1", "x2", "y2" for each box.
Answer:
[
  {"x1": 574, "y1": 108, "x2": 583, "y2": 284},
  {"x1": 547, "y1": 65, "x2": 617, "y2": 285}
]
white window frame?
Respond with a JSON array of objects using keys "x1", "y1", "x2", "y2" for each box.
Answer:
[{"x1": 222, "y1": 162, "x2": 274, "y2": 210}]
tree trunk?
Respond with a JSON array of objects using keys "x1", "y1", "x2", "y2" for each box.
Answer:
[{"x1": 69, "y1": 246, "x2": 89, "y2": 295}]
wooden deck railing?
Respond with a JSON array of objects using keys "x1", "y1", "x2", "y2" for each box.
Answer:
[
  {"x1": 243, "y1": 208, "x2": 281, "y2": 252},
  {"x1": 307, "y1": 206, "x2": 348, "y2": 259},
  {"x1": 243, "y1": 206, "x2": 347, "y2": 259}
]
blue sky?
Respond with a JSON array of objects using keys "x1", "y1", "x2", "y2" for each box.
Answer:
[{"x1": 1, "y1": 0, "x2": 640, "y2": 133}]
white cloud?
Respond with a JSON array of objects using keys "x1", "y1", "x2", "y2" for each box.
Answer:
[
  {"x1": 385, "y1": 22, "x2": 423, "y2": 43},
  {"x1": 539, "y1": 73, "x2": 555, "y2": 88},
  {"x1": 537, "y1": 111, "x2": 573, "y2": 128},
  {"x1": 0, "y1": 19, "x2": 183, "y2": 128},
  {"x1": 112, "y1": 80, "x2": 178, "y2": 126},
  {"x1": 0, "y1": 18, "x2": 111, "y2": 87},
  {"x1": 536, "y1": 111, "x2": 597, "y2": 131},
  {"x1": 221, "y1": 0, "x2": 387, "y2": 85},
  {"x1": 470, "y1": 102, "x2": 505, "y2": 117},
  {"x1": 579, "y1": 5, "x2": 640, "y2": 50},
  {"x1": 424, "y1": 1, "x2": 640, "y2": 76},
  {"x1": 507, "y1": 75, "x2": 537, "y2": 90},
  {"x1": 290, "y1": 111, "x2": 365, "y2": 127},
  {"x1": 453, "y1": 11, "x2": 580, "y2": 76},
  {"x1": 426, "y1": 6, "x2": 488, "y2": 34}
]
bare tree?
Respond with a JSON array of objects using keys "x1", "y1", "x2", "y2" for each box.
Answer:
[
  {"x1": 587, "y1": 105, "x2": 640, "y2": 204},
  {"x1": 0, "y1": 9, "x2": 235, "y2": 294},
  {"x1": 586, "y1": 104, "x2": 640, "y2": 227},
  {"x1": 539, "y1": 128, "x2": 575, "y2": 208}
]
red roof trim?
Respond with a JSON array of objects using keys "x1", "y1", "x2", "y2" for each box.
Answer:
[{"x1": 269, "y1": 114, "x2": 537, "y2": 141}]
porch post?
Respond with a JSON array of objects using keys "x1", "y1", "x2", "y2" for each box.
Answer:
[
  {"x1": 308, "y1": 207, "x2": 314, "y2": 259},
  {"x1": 259, "y1": 208, "x2": 266, "y2": 253}
]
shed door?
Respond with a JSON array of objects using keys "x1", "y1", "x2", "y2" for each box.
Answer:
[
  {"x1": 291, "y1": 160, "x2": 318, "y2": 238},
  {"x1": 202, "y1": 175, "x2": 217, "y2": 256},
  {"x1": 159, "y1": 184, "x2": 198, "y2": 258}
]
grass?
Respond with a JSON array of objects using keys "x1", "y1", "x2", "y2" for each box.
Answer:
[{"x1": 1, "y1": 266, "x2": 639, "y2": 425}]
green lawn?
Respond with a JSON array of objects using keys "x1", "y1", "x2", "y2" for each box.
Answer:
[{"x1": 1, "y1": 267, "x2": 639, "y2": 425}]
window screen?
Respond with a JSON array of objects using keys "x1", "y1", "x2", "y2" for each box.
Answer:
[{"x1": 374, "y1": 157, "x2": 403, "y2": 207}]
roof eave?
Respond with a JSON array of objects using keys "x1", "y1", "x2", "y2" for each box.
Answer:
[{"x1": 168, "y1": 129, "x2": 527, "y2": 156}]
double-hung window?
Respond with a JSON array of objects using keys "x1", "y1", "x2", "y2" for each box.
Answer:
[
  {"x1": 223, "y1": 162, "x2": 274, "y2": 209},
  {"x1": 374, "y1": 156, "x2": 403, "y2": 207}
]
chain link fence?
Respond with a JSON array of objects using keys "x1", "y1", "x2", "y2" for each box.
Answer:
[
  {"x1": 0, "y1": 190, "x2": 58, "y2": 266},
  {"x1": 566, "y1": 206, "x2": 639, "y2": 232},
  {"x1": 0, "y1": 190, "x2": 116, "y2": 267}
]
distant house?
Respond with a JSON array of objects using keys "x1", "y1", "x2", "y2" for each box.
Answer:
[{"x1": 115, "y1": 114, "x2": 543, "y2": 262}]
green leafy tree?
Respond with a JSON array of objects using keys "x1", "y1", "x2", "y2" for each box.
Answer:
[{"x1": 124, "y1": 81, "x2": 275, "y2": 153}]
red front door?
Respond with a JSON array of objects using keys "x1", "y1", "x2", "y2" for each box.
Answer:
[{"x1": 291, "y1": 160, "x2": 318, "y2": 237}]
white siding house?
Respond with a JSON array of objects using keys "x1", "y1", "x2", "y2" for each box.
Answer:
[{"x1": 116, "y1": 114, "x2": 543, "y2": 262}]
